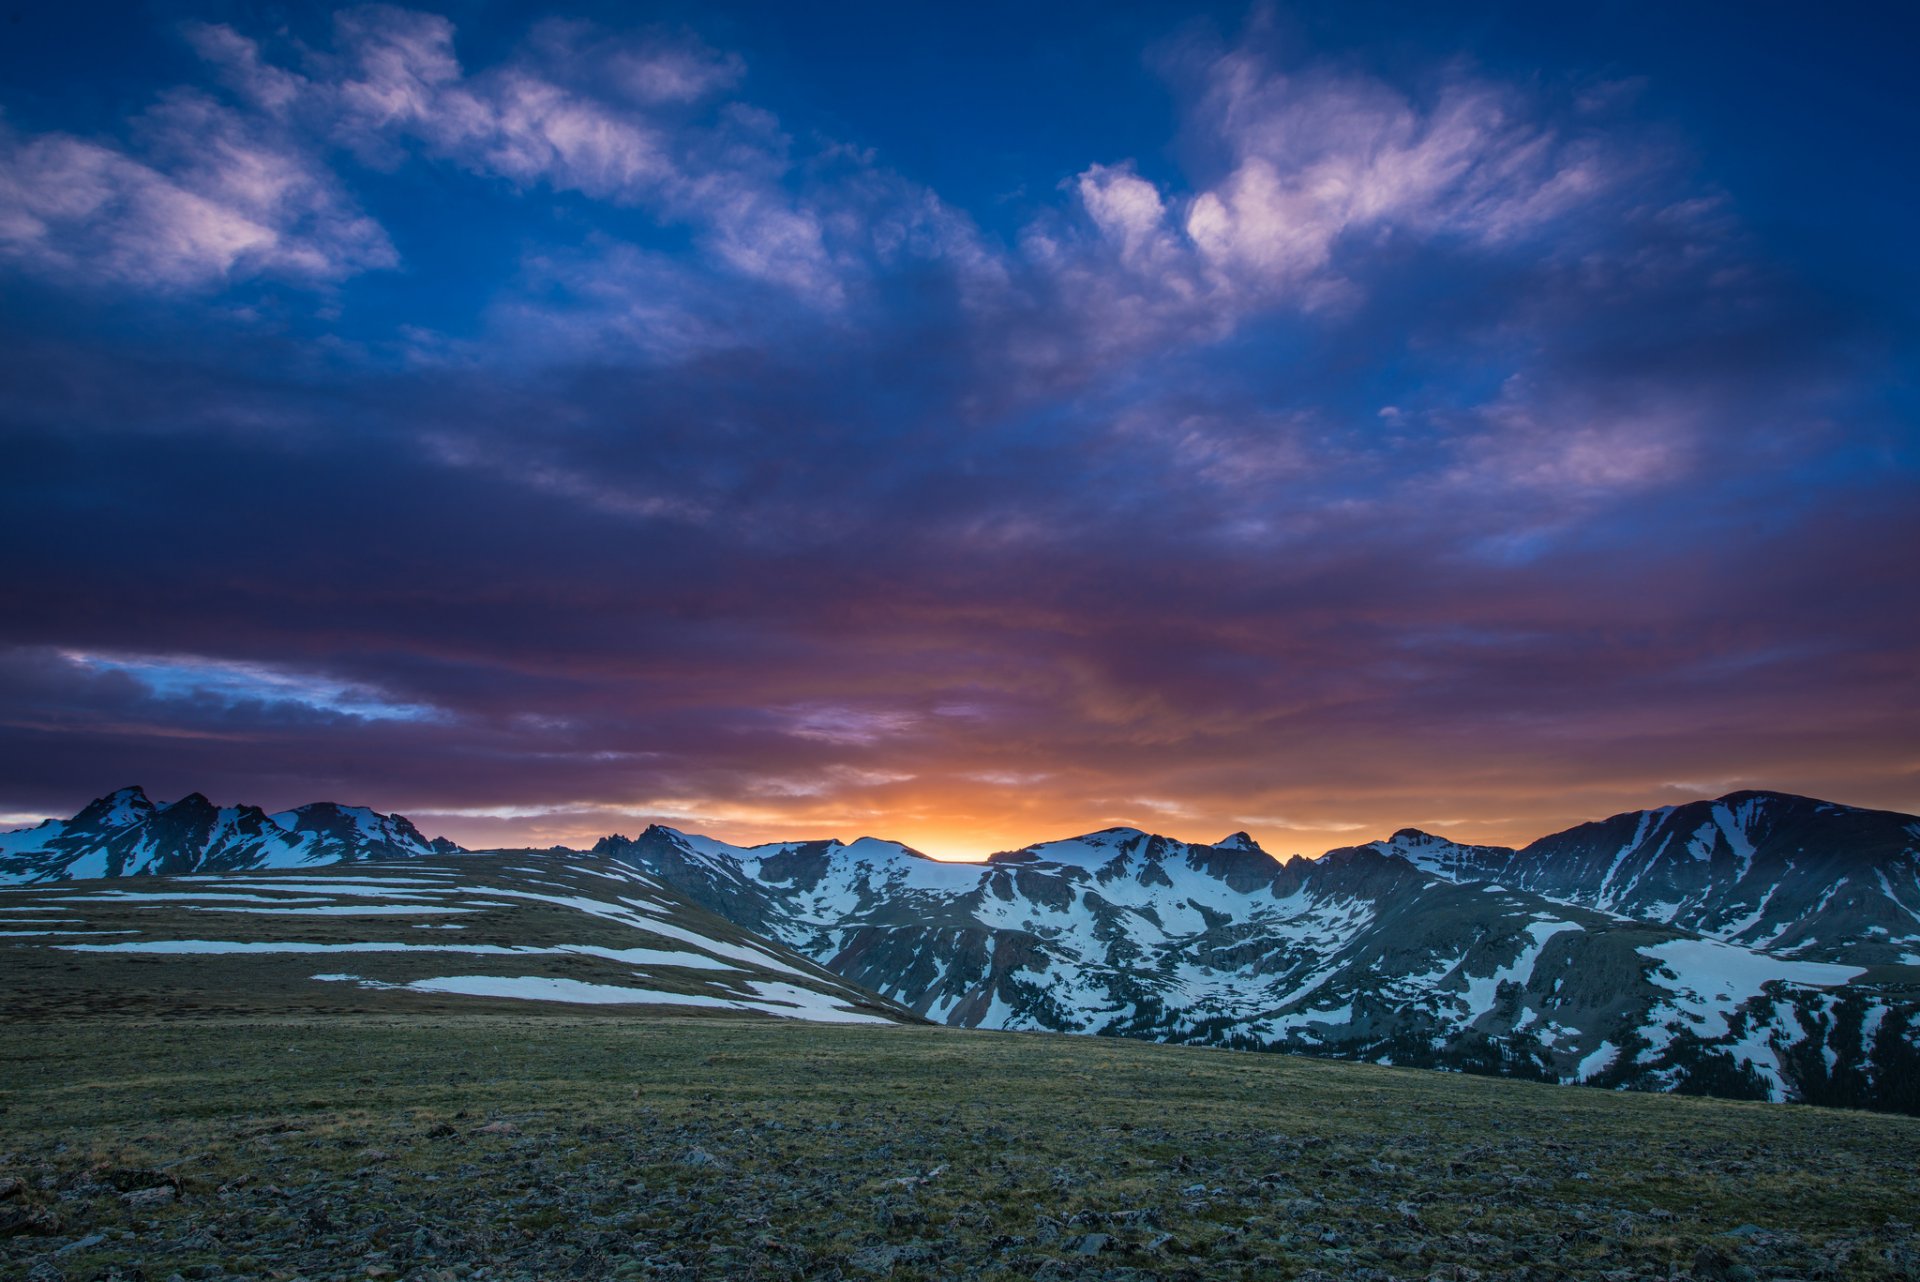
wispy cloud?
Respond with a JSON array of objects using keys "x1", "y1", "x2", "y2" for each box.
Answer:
[
  {"x1": 58, "y1": 650, "x2": 444, "y2": 723},
  {"x1": 0, "y1": 94, "x2": 393, "y2": 290}
]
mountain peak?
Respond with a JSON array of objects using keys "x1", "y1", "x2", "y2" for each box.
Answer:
[
  {"x1": 1714, "y1": 788, "x2": 1839, "y2": 811},
  {"x1": 1215, "y1": 831, "x2": 1261, "y2": 852},
  {"x1": 159, "y1": 792, "x2": 221, "y2": 822},
  {"x1": 70, "y1": 785, "x2": 158, "y2": 830}
]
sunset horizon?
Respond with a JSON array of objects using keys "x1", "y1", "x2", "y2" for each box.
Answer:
[{"x1": 3, "y1": 774, "x2": 1904, "y2": 866}]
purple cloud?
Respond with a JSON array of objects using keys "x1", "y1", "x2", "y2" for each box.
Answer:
[{"x1": 0, "y1": 5, "x2": 1912, "y2": 860}]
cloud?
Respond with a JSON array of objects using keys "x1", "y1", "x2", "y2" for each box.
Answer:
[
  {"x1": 0, "y1": 6, "x2": 1913, "y2": 860},
  {"x1": 3, "y1": 9, "x2": 974, "y2": 311},
  {"x1": 57, "y1": 650, "x2": 444, "y2": 723},
  {"x1": 1440, "y1": 374, "x2": 1695, "y2": 508},
  {"x1": 0, "y1": 94, "x2": 393, "y2": 290},
  {"x1": 1003, "y1": 35, "x2": 1640, "y2": 383},
  {"x1": 183, "y1": 21, "x2": 307, "y2": 115},
  {"x1": 310, "y1": 8, "x2": 854, "y2": 303},
  {"x1": 1075, "y1": 163, "x2": 1184, "y2": 272},
  {"x1": 1179, "y1": 50, "x2": 1610, "y2": 270},
  {"x1": 779, "y1": 704, "x2": 921, "y2": 745}
]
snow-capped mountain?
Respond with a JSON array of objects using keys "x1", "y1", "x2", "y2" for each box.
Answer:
[
  {"x1": 1367, "y1": 791, "x2": 1920, "y2": 965},
  {"x1": 0, "y1": 787, "x2": 463, "y2": 883},
  {"x1": 6, "y1": 784, "x2": 1916, "y2": 1108},
  {"x1": 598, "y1": 810, "x2": 1920, "y2": 1110}
]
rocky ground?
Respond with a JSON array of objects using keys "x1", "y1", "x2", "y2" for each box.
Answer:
[{"x1": 1, "y1": 1014, "x2": 1915, "y2": 1282}]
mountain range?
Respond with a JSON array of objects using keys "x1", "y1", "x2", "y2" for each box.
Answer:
[
  {"x1": 3, "y1": 785, "x2": 1916, "y2": 1111},
  {"x1": 0, "y1": 786, "x2": 457, "y2": 882}
]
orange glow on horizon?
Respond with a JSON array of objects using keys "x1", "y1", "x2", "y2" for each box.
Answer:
[{"x1": 408, "y1": 772, "x2": 1920, "y2": 865}]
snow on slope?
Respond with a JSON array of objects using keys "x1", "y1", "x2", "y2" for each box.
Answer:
[
  {"x1": 601, "y1": 820, "x2": 1917, "y2": 1105},
  {"x1": 9, "y1": 783, "x2": 1919, "y2": 1106},
  {"x1": 0, "y1": 853, "x2": 908, "y2": 1026},
  {"x1": 1377, "y1": 792, "x2": 1920, "y2": 966}
]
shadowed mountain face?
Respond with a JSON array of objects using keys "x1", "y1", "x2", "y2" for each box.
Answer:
[
  {"x1": 1369, "y1": 791, "x2": 1920, "y2": 965},
  {"x1": 5, "y1": 787, "x2": 1919, "y2": 1110}
]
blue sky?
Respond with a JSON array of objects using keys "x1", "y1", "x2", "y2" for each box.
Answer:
[{"x1": 0, "y1": 1, "x2": 1915, "y2": 857}]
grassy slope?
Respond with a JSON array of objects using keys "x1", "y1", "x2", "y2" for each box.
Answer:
[
  {"x1": 2, "y1": 1014, "x2": 1915, "y2": 1282},
  {"x1": 0, "y1": 856, "x2": 914, "y2": 1026}
]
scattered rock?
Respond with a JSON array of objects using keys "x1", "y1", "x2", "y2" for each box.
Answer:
[
  {"x1": 98, "y1": 1167, "x2": 181, "y2": 1194},
  {"x1": 1694, "y1": 1242, "x2": 1736, "y2": 1278},
  {"x1": 0, "y1": 1205, "x2": 61, "y2": 1237},
  {"x1": 1070, "y1": 1231, "x2": 1111, "y2": 1255},
  {"x1": 850, "y1": 1240, "x2": 935, "y2": 1272},
  {"x1": 123, "y1": 1184, "x2": 179, "y2": 1208},
  {"x1": 54, "y1": 1232, "x2": 107, "y2": 1255}
]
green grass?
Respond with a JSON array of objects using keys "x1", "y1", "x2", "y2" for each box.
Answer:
[{"x1": 3, "y1": 1013, "x2": 1916, "y2": 1282}]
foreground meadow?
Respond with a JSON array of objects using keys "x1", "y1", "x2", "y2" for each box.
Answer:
[{"x1": 2, "y1": 1013, "x2": 1915, "y2": 1282}]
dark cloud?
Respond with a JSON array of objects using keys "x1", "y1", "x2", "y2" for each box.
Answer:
[{"x1": 0, "y1": 5, "x2": 1914, "y2": 858}]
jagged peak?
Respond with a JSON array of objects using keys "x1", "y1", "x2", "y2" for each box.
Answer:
[
  {"x1": 615, "y1": 822, "x2": 942, "y2": 864},
  {"x1": 162, "y1": 791, "x2": 216, "y2": 812},
  {"x1": 1310, "y1": 842, "x2": 1396, "y2": 869},
  {"x1": 287, "y1": 799, "x2": 358, "y2": 817},
  {"x1": 71, "y1": 785, "x2": 157, "y2": 828},
  {"x1": 1215, "y1": 831, "x2": 1261, "y2": 852},
  {"x1": 991, "y1": 827, "x2": 1211, "y2": 868}
]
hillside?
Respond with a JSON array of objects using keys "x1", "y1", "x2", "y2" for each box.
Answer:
[
  {"x1": 0, "y1": 852, "x2": 909, "y2": 1026},
  {"x1": 1, "y1": 1013, "x2": 1915, "y2": 1282}
]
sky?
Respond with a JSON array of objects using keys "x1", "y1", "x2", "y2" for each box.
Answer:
[{"x1": 1, "y1": 1, "x2": 1916, "y2": 861}]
